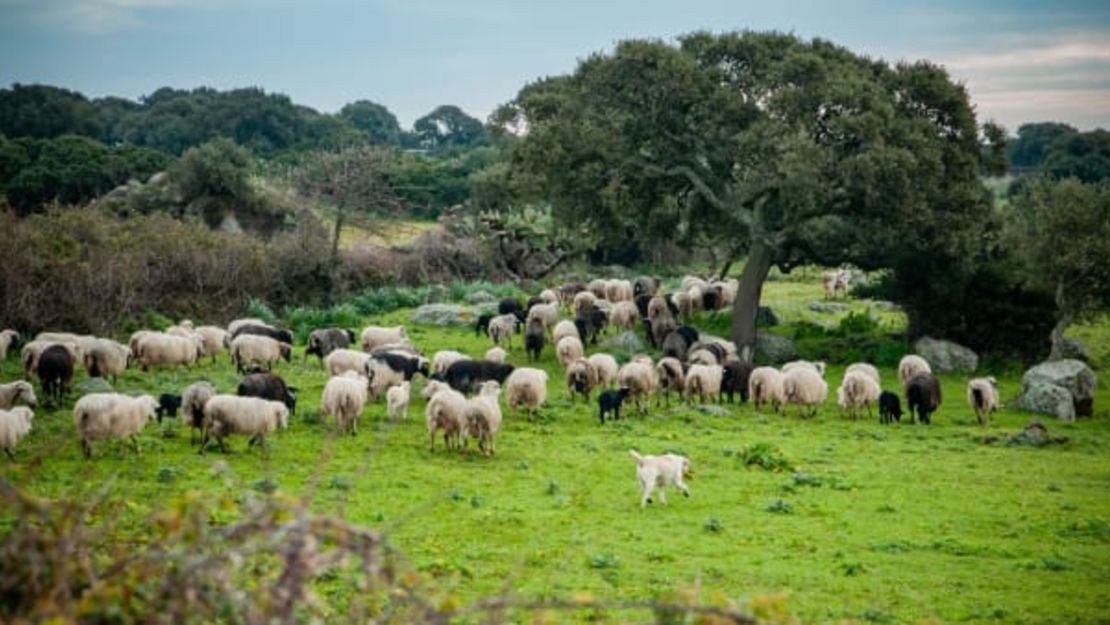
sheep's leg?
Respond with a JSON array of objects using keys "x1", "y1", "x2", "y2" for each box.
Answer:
[
  {"x1": 678, "y1": 481, "x2": 690, "y2": 497},
  {"x1": 81, "y1": 439, "x2": 92, "y2": 459},
  {"x1": 658, "y1": 485, "x2": 668, "y2": 506}
]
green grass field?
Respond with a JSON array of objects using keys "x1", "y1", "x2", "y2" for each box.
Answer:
[{"x1": 3, "y1": 277, "x2": 1108, "y2": 624}]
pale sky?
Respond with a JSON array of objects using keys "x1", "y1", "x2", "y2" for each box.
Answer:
[{"x1": 1, "y1": 0, "x2": 1108, "y2": 132}]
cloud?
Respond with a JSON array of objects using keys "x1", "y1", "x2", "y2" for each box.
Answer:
[{"x1": 942, "y1": 34, "x2": 1110, "y2": 72}]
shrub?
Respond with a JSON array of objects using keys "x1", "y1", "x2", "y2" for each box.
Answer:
[{"x1": 737, "y1": 443, "x2": 792, "y2": 472}]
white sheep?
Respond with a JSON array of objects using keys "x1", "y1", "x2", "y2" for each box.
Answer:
[
  {"x1": 487, "y1": 313, "x2": 519, "y2": 348},
  {"x1": 0, "y1": 406, "x2": 34, "y2": 459},
  {"x1": 0, "y1": 381, "x2": 37, "y2": 410},
  {"x1": 673, "y1": 291, "x2": 694, "y2": 321},
  {"x1": 647, "y1": 296, "x2": 671, "y2": 321},
  {"x1": 433, "y1": 350, "x2": 470, "y2": 375},
  {"x1": 655, "y1": 357, "x2": 685, "y2": 406},
  {"x1": 681, "y1": 275, "x2": 709, "y2": 292},
  {"x1": 898, "y1": 355, "x2": 932, "y2": 388},
  {"x1": 387, "y1": 381, "x2": 411, "y2": 421},
  {"x1": 200, "y1": 394, "x2": 289, "y2": 453},
  {"x1": 782, "y1": 367, "x2": 829, "y2": 417},
  {"x1": 573, "y1": 291, "x2": 598, "y2": 316},
  {"x1": 325, "y1": 349, "x2": 372, "y2": 377},
  {"x1": 360, "y1": 325, "x2": 408, "y2": 352},
  {"x1": 845, "y1": 362, "x2": 881, "y2": 386},
  {"x1": 21, "y1": 340, "x2": 79, "y2": 379},
  {"x1": 687, "y1": 348, "x2": 720, "y2": 366},
  {"x1": 321, "y1": 371, "x2": 370, "y2": 435},
  {"x1": 506, "y1": 367, "x2": 548, "y2": 419},
  {"x1": 617, "y1": 360, "x2": 657, "y2": 414},
  {"x1": 230, "y1": 334, "x2": 291, "y2": 373},
  {"x1": 685, "y1": 364, "x2": 724, "y2": 405},
  {"x1": 182, "y1": 381, "x2": 217, "y2": 444},
  {"x1": 586, "y1": 279, "x2": 609, "y2": 299},
  {"x1": 837, "y1": 370, "x2": 881, "y2": 419},
  {"x1": 608, "y1": 301, "x2": 639, "y2": 332},
  {"x1": 365, "y1": 357, "x2": 405, "y2": 400},
  {"x1": 782, "y1": 360, "x2": 827, "y2": 377},
  {"x1": 588, "y1": 353, "x2": 619, "y2": 388},
  {"x1": 0, "y1": 329, "x2": 19, "y2": 361},
  {"x1": 484, "y1": 346, "x2": 508, "y2": 364},
  {"x1": 526, "y1": 303, "x2": 559, "y2": 334},
  {"x1": 539, "y1": 289, "x2": 560, "y2": 306},
  {"x1": 83, "y1": 338, "x2": 131, "y2": 383},
  {"x1": 555, "y1": 336, "x2": 585, "y2": 368},
  {"x1": 605, "y1": 279, "x2": 634, "y2": 302},
  {"x1": 464, "y1": 380, "x2": 503, "y2": 455},
  {"x1": 565, "y1": 358, "x2": 598, "y2": 402},
  {"x1": 194, "y1": 326, "x2": 229, "y2": 363},
  {"x1": 552, "y1": 319, "x2": 580, "y2": 346},
  {"x1": 136, "y1": 334, "x2": 200, "y2": 371},
  {"x1": 967, "y1": 377, "x2": 1001, "y2": 425},
  {"x1": 35, "y1": 332, "x2": 95, "y2": 354},
  {"x1": 749, "y1": 367, "x2": 785, "y2": 413},
  {"x1": 73, "y1": 393, "x2": 158, "y2": 458},
  {"x1": 425, "y1": 382, "x2": 468, "y2": 451}
]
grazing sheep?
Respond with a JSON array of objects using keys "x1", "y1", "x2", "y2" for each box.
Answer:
[
  {"x1": 898, "y1": 355, "x2": 932, "y2": 388},
  {"x1": 525, "y1": 317, "x2": 547, "y2": 362},
  {"x1": 655, "y1": 357, "x2": 685, "y2": 406},
  {"x1": 488, "y1": 313, "x2": 520, "y2": 348},
  {"x1": 387, "y1": 381, "x2": 411, "y2": 421},
  {"x1": 227, "y1": 318, "x2": 267, "y2": 336},
  {"x1": 483, "y1": 347, "x2": 508, "y2": 364},
  {"x1": 0, "y1": 381, "x2": 37, "y2": 410},
  {"x1": 306, "y1": 328, "x2": 355, "y2": 362},
  {"x1": 325, "y1": 349, "x2": 372, "y2": 377},
  {"x1": 498, "y1": 298, "x2": 525, "y2": 318},
  {"x1": 371, "y1": 351, "x2": 429, "y2": 382},
  {"x1": 365, "y1": 357, "x2": 406, "y2": 400},
  {"x1": 558, "y1": 282, "x2": 586, "y2": 308},
  {"x1": 648, "y1": 315, "x2": 676, "y2": 350},
  {"x1": 321, "y1": 371, "x2": 370, "y2": 435},
  {"x1": 822, "y1": 269, "x2": 850, "y2": 299},
  {"x1": 685, "y1": 364, "x2": 724, "y2": 405},
  {"x1": 464, "y1": 380, "x2": 502, "y2": 455},
  {"x1": 433, "y1": 350, "x2": 471, "y2": 375},
  {"x1": 586, "y1": 279, "x2": 609, "y2": 299},
  {"x1": 605, "y1": 279, "x2": 634, "y2": 303},
  {"x1": 837, "y1": 371, "x2": 881, "y2": 419},
  {"x1": 21, "y1": 340, "x2": 78, "y2": 380},
  {"x1": 749, "y1": 367, "x2": 785, "y2": 413},
  {"x1": 552, "y1": 319, "x2": 580, "y2": 346},
  {"x1": 555, "y1": 336, "x2": 585, "y2": 368},
  {"x1": 229, "y1": 323, "x2": 294, "y2": 344},
  {"x1": 230, "y1": 334, "x2": 291, "y2": 374},
  {"x1": 633, "y1": 276, "x2": 660, "y2": 298},
  {"x1": 182, "y1": 381, "x2": 216, "y2": 444},
  {"x1": 879, "y1": 391, "x2": 903, "y2": 425},
  {"x1": 688, "y1": 340, "x2": 729, "y2": 365},
  {"x1": 845, "y1": 363, "x2": 881, "y2": 386},
  {"x1": 34, "y1": 332, "x2": 96, "y2": 356},
  {"x1": 506, "y1": 367, "x2": 548, "y2": 419},
  {"x1": 237, "y1": 372, "x2": 297, "y2": 414},
  {"x1": 0, "y1": 329, "x2": 19, "y2": 361},
  {"x1": 200, "y1": 395, "x2": 289, "y2": 453},
  {"x1": 662, "y1": 331, "x2": 692, "y2": 363},
  {"x1": 598, "y1": 388, "x2": 632, "y2": 423},
  {"x1": 424, "y1": 382, "x2": 468, "y2": 451},
  {"x1": 526, "y1": 302, "x2": 559, "y2": 334},
  {"x1": 686, "y1": 348, "x2": 720, "y2": 366},
  {"x1": 608, "y1": 301, "x2": 639, "y2": 332},
  {"x1": 73, "y1": 393, "x2": 158, "y2": 458},
  {"x1": 83, "y1": 338, "x2": 131, "y2": 383},
  {"x1": 630, "y1": 449, "x2": 692, "y2": 507},
  {"x1": 539, "y1": 288, "x2": 560, "y2": 306},
  {"x1": 475, "y1": 313, "x2": 494, "y2": 338},
  {"x1": 681, "y1": 275, "x2": 709, "y2": 291},
  {"x1": 906, "y1": 373, "x2": 942, "y2": 424},
  {"x1": 38, "y1": 344, "x2": 75, "y2": 402},
  {"x1": 783, "y1": 367, "x2": 828, "y2": 417},
  {"x1": 156, "y1": 394, "x2": 182, "y2": 422},
  {"x1": 647, "y1": 295, "x2": 672, "y2": 321},
  {"x1": 194, "y1": 326, "x2": 229, "y2": 363},
  {"x1": 0, "y1": 406, "x2": 33, "y2": 459},
  {"x1": 721, "y1": 360, "x2": 754, "y2": 404},
  {"x1": 782, "y1": 360, "x2": 827, "y2": 377},
  {"x1": 617, "y1": 360, "x2": 657, "y2": 414},
  {"x1": 443, "y1": 360, "x2": 515, "y2": 393},
  {"x1": 575, "y1": 308, "x2": 609, "y2": 345},
  {"x1": 565, "y1": 358, "x2": 598, "y2": 403},
  {"x1": 673, "y1": 291, "x2": 695, "y2": 321},
  {"x1": 128, "y1": 330, "x2": 158, "y2": 356},
  {"x1": 137, "y1": 334, "x2": 200, "y2": 371},
  {"x1": 360, "y1": 325, "x2": 408, "y2": 352},
  {"x1": 967, "y1": 376, "x2": 1000, "y2": 425},
  {"x1": 588, "y1": 353, "x2": 620, "y2": 388}
]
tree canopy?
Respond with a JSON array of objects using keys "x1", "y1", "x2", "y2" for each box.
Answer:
[
  {"x1": 497, "y1": 31, "x2": 1002, "y2": 357},
  {"x1": 339, "y1": 100, "x2": 402, "y2": 146},
  {"x1": 413, "y1": 105, "x2": 488, "y2": 152}
]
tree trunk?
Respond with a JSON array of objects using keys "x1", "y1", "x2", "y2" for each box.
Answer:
[
  {"x1": 730, "y1": 241, "x2": 775, "y2": 364},
  {"x1": 1049, "y1": 281, "x2": 1073, "y2": 359}
]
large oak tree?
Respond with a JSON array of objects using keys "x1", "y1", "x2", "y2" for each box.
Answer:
[{"x1": 495, "y1": 31, "x2": 1003, "y2": 361}]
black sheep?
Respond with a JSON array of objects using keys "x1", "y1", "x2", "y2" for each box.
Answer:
[
  {"x1": 701, "y1": 287, "x2": 722, "y2": 313},
  {"x1": 475, "y1": 313, "x2": 494, "y2": 338},
  {"x1": 524, "y1": 318, "x2": 546, "y2": 362},
  {"x1": 662, "y1": 331, "x2": 691, "y2": 362},
  {"x1": 444, "y1": 360, "x2": 515, "y2": 393},
  {"x1": 598, "y1": 387, "x2": 631, "y2": 424},
  {"x1": 231, "y1": 324, "x2": 294, "y2": 345},
  {"x1": 634, "y1": 294, "x2": 652, "y2": 319},
  {"x1": 37, "y1": 345, "x2": 74, "y2": 403},
  {"x1": 525, "y1": 296, "x2": 546, "y2": 311},
  {"x1": 156, "y1": 394, "x2": 182, "y2": 422},
  {"x1": 498, "y1": 298, "x2": 524, "y2": 317},
  {"x1": 238, "y1": 372, "x2": 297, "y2": 414},
  {"x1": 642, "y1": 318, "x2": 657, "y2": 349},
  {"x1": 721, "y1": 361, "x2": 754, "y2": 403},
  {"x1": 662, "y1": 293, "x2": 681, "y2": 318},
  {"x1": 675, "y1": 325, "x2": 700, "y2": 346},
  {"x1": 574, "y1": 308, "x2": 608, "y2": 345},
  {"x1": 633, "y1": 276, "x2": 659, "y2": 298},
  {"x1": 906, "y1": 373, "x2": 942, "y2": 424},
  {"x1": 879, "y1": 391, "x2": 903, "y2": 424},
  {"x1": 372, "y1": 351, "x2": 429, "y2": 381}
]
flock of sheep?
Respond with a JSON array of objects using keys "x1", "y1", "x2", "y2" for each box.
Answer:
[{"x1": 0, "y1": 274, "x2": 1003, "y2": 467}]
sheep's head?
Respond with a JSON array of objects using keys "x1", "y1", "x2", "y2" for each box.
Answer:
[
  {"x1": 279, "y1": 343, "x2": 292, "y2": 362},
  {"x1": 682, "y1": 457, "x2": 694, "y2": 479},
  {"x1": 17, "y1": 382, "x2": 37, "y2": 406}
]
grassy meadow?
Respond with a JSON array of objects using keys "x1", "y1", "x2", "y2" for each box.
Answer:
[{"x1": 2, "y1": 274, "x2": 1109, "y2": 624}]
